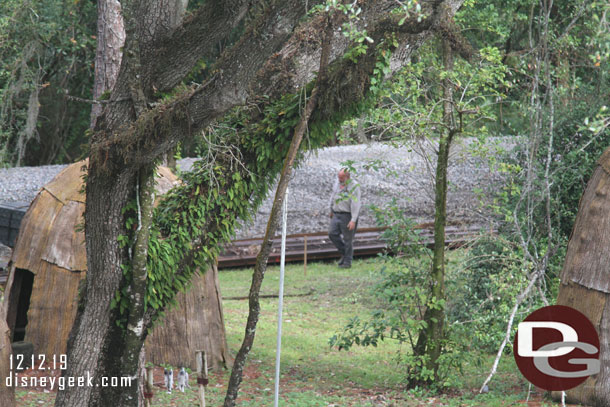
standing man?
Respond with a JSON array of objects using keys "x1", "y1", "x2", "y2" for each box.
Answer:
[{"x1": 329, "y1": 168, "x2": 361, "y2": 268}]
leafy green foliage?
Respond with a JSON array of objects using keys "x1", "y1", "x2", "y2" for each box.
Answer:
[
  {"x1": 341, "y1": 37, "x2": 507, "y2": 143},
  {"x1": 442, "y1": 3, "x2": 610, "y2": 383},
  {"x1": 456, "y1": 0, "x2": 610, "y2": 138},
  {"x1": 550, "y1": 101, "x2": 610, "y2": 238},
  {"x1": 449, "y1": 237, "x2": 536, "y2": 352},
  {"x1": 489, "y1": 80, "x2": 610, "y2": 289},
  {"x1": 310, "y1": 0, "x2": 374, "y2": 62},
  {"x1": 330, "y1": 202, "x2": 466, "y2": 388}
]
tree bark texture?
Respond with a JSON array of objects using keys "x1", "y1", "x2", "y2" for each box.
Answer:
[
  {"x1": 51, "y1": 1, "x2": 465, "y2": 406},
  {"x1": 90, "y1": 0, "x2": 125, "y2": 129},
  {"x1": 119, "y1": 166, "x2": 156, "y2": 406},
  {"x1": 55, "y1": 2, "x2": 196, "y2": 405},
  {"x1": 554, "y1": 148, "x2": 610, "y2": 405},
  {"x1": 92, "y1": 0, "x2": 465, "y2": 171}
]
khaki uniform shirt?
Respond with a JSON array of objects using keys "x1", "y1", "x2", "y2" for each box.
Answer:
[{"x1": 329, "y1": 177, "x2": 361, "y2": 223}]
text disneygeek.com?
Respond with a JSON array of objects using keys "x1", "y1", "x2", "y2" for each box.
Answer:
[
  {"x1": 6, "y1": 373, "x2": 133, "y2": 391},
  {"x1": 5, "y1": 354, "x2": 132, "y2": 390}
]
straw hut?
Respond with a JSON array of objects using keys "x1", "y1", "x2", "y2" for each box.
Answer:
[
  {"x1": 3, "y1": 160, "x2": 229, "y2": 370},
  {"x1": 554, "y1": 146, "x2": 610, "y2": 404}
]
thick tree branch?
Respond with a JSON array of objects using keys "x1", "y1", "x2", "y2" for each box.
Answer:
[
  {"x1": 90, "y1": 0, "x2": 314, "y2": 171},
  {"x1": 90, "y1": 0, "x2": 469, "y2": 333},
  {"x1": 92, "y1": 0, "x2": 466, "y2": 172},
  {"x1": 148, "y1": 0, "x2": 254, "y2": 92},
  {"x1": 91, "y1": 0, "x2": 253, "y2": 135}
]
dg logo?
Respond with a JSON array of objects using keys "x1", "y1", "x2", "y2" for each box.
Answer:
[{"x1": 513, "y1": 305, "x2": 600, "y2": 391}]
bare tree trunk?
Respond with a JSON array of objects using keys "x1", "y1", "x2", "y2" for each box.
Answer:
[{"x1": 90, "y1": 0, "x2": 125, "y2": 129}]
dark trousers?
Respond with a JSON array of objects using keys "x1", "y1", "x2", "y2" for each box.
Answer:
[{"x1": 328, "y1": 212, "x2": 357, "y2": 266}]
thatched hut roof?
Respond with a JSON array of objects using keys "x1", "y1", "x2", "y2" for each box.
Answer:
[{"x1": 3, "y1": 160, "x2": 228, "y2": 370}]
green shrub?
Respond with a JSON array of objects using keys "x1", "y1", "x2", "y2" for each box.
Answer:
[{"x1": 330, "y1": 201, "x2": 466, "y2": 388}]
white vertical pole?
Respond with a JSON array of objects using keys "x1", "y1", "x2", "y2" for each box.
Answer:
[{"x1": 274, "y1": 189, "x2": 289, "y2": 407}]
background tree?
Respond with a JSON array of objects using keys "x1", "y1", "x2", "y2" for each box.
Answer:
[
  {"x1": 410, "y1": 32, "x2": 458, "y2": 385},
  {"x1": 0, "y1": 0, "x2": 96, "y2": 166}
]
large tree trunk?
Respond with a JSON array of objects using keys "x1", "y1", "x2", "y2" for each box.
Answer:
[
  {"x1": 554, "y1": 147, "x2": 610, "y2": 404},
  {"x1": 54, "y1": 169, "x2": 135, "y2": 407},
  {"x1": 56, "y1": 2, "x2": 198, "y2": 406}
]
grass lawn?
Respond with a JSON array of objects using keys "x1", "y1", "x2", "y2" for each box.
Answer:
[{"x1": 15, "y1": 255, "x2": 569, "y2": 406}]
